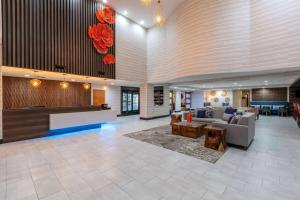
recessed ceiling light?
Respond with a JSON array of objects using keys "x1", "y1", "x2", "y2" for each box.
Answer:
[
  {"x1": 102, "y1": 0, "x2": 107, "y2": 3},
  {"x1": 24, "y1": 74, "x2": 30, "y2": 77},
  {"x1": 140, "y1": 20, "x2": 145, "y2": 25},
  {"x1": 123, "y1": 10, "x2": 128, "y2": 15},
  {"x1": 71, "y1": 79, "x2": 76, "y2": 82},
  {"x1": 111, "y1": 83, "x2": 115, "y2": 85},
  {"x1": 264, "y1": 80, "x2": 268, "y2": 83},
  {"x1": 233, "y1": 82, "x2": 238, "y2": 85}
]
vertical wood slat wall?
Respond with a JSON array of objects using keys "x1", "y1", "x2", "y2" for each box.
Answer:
[{"x1": 2, "y1": 0, "x2": 115, "y2": 79}]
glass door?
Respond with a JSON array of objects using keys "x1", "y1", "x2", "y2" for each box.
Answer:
[
  {"x1": 121, "y1": 87, "x2": 140, "y2": 115},
  {"x1": 133, "y1": 92, "x2": 139, "y2": 112},
  {"x1": 122, "y1": 92, "x2": 128, "y2": 112}
]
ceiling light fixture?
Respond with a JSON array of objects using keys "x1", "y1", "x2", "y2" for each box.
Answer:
[
  {"x1": 123, "y1": 10, "x2": 128, "y2": 15},
  {"x1": 83, "y1": 77, "x2": 91, "y2": 90},
  {"x1": 140, "y1": 0, "x2": 153, "y2": 7},
  {"x1": 140, "y1": 20, "x2": 145, "y2": 25},
  {"x1": 153, "y1": 0, "x2": 165, "y2": 27},
  {"x1": 60, "y1": 74, "x2": 69, "y2": 89},
  {"x1": 24, "y1": 74, "x2": 30, "y2": 77},
  {"x1": 102, "y1": 0, "x2": 108, "y2": 4},
  {"x1": 30, "y1": 71, "x2": 42, "y2": 88}
]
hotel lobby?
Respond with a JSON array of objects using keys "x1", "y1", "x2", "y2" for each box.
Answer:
[{"x1": 0, "y1": 0, "x2": 300, "y2": 200}]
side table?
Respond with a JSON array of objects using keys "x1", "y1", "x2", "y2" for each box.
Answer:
[{"x1": 204, "y1": 126, "x2": 227, "y2": 152}]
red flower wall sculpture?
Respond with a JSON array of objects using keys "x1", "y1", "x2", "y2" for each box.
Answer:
[
  {"x1": 103, "y1": 54, "x2": 116, "y2": 64},
  {"x1": 96, "y1": 7, "x2": 116, "y2": 24},
  {"x1": 88, "y1": 6, "x2": 115, "y2": 65}
]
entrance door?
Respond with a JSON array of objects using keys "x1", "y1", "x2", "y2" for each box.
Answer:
[{"x1": 121, "y1": 87, "x2": 140, "y2": 115}]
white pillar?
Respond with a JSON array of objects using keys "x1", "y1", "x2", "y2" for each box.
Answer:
[
  {"x1": 140, "y1": 83, "x2": 170, "y2": 119},
  {"x1": 175, "y1": 91, "x2": 181, "y2": 112}
]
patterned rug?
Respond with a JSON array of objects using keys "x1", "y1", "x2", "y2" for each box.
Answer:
[{"x1": 125, "y1": 125, "x2": 224, "y2": 163}]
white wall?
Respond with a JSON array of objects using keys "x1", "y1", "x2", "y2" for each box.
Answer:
[
  {"x1": 116, "y1": 14, "x2": 147, "y2": 82},
  {"x1": 140, "y1": 84, "x2": 170, "y2": 118},
  {"x1": 91, "y1": 85, "x2": 121, "y2": 115},
  {"x1": 175, "y1": 91, "x2": 181, "y2": 112},
  {"x1": 191, "y1": 91, "x2": 204, "y2": 109},
  {"x1": 147, "y1": 0, "x2": 300, "y2": 83},
  {"x1": 204, "y1": 90, "x2": 233, "y2": 107}
]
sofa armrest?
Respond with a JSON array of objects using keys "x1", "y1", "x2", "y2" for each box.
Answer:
[{"x1": 211, "y1": 122, "x2": 252, "y2": 147}]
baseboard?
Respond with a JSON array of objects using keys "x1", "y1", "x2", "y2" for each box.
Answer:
[{"x1": 140, "y1": 114, "x2": 170, "y2": 120}]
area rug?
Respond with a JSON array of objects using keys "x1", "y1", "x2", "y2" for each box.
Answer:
[{"x1": 124, "y1": 125, "x2": 224, "y2": 163}]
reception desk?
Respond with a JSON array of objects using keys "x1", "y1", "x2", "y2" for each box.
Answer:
[
  {"x1": 2, "y1": 106, "x2": 117, "y2": 143},
  {"x1": 50, "y1": 110, "x2": 117, "y2": 130}
]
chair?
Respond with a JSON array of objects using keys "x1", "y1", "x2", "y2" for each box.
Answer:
[
  {"x1": 278, "y1": 107, "x2": 288, "y2": 117},
  {"x1": 262, "y1": 106, "x2": 271, "y2": 116}
]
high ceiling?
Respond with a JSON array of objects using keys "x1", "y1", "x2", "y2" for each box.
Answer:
[{"x1": 104, "y1": 0, "x2": 185, "y2": 28}]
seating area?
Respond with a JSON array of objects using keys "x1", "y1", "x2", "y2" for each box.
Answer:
[
  {"x1": 178, "y1": 107, "x2": 256, "y2": 149},
  {"x1": 251, "y1": 101, "x2": 289, "y2": 116}
]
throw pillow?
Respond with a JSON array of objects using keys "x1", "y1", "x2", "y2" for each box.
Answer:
[
  {"x1": 222, "y1": 113, "x2": 233, "y2": 123},
  {"x1": 230, "y1": 115, "x2": 240, "y2": 124},
  {"x1": 197, "y1": 109, "x2": 206, "y2": 118},
  {"x1": 225, "y1": 108, "x2": 237, "y2": 115},
  {"x1": 205, "y1": 109, "x2": 213, "y2": 118}
]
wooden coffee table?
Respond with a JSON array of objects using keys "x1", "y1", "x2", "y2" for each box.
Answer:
[{"x1": 172, "y1": 122, "x2": 206, "y2": 139}]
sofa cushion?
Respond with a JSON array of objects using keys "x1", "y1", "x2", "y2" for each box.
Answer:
[
  {"x1": 236, "y1": 112, "x2": 254, "y2": 126},
  {"x1": 212, "y1": 109, "x2": 225, "y2": 118},
  {"x1": 222, "y1": 113, "x2": 233, "y2": 123},
  {"x1": 205, "y1": 109, "x2": 214, "y2": 118},
  {"x1": 230, "y1": 115, "x2": 241, "y2": 124},
  {"x1": 225, "y1": 108, "x2": 237, "y2": 115},
  {"x1": 193, "y1": 118, "x2": 223, "y2": 123},
  {"x1": 196, "y1": 109, "x2": 206, "y2": 118}
]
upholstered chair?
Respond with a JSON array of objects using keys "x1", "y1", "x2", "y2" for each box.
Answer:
[
  {"x1": 262, "y1": 106, "x2": 271, "y2": 116},
  {"x1": 278, "y1": 107, "x2": 288, "y2": 117}
]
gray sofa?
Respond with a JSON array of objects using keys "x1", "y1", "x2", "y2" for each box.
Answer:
[{"x1": 192, "y1": 108, "x2": 255, "y2": 149}]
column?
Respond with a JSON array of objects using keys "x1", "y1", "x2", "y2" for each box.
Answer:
[{"x1": 140, "y1": 83, "x2": 170, "y2": 119}]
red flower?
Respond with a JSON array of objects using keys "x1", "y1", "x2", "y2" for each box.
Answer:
[
  {"x1": 93, "y1": 23, "x2": 113, "y2": 47},
  {"x1": 96, "y1": 7, "x2": 115, "y2": 24},
  {"x1": 103, "y1": 54, "x2": 115, "y2": 64},
  {"x1": 88, "y1": 25, "x2": 95, "y2": 39},
  {"x1": 93, "y1": 40, "x2": 108, "y2": 54}
]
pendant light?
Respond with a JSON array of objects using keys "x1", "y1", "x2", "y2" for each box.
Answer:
[
  {"x1": 60, "y1": 74, "x2": 69, "y2": 89},
  {"x1": 140, "y1": 0, "x2": 153, "y2": 7},
  {"x1": 30, "y1": 71, "x2": 42, "y2": 88},
  {"x1": 83, "y1": 77, "x2": 91, "y2": 90},
  {"x1": 153, "y1": 0, "x2": 165, "y2": 27}
]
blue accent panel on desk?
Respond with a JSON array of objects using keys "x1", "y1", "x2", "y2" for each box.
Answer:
[{"x1": 49, "y1": 123, "x2": 102, "y2": 135}]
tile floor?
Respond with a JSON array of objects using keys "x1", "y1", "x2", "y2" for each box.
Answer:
[{"x1": 0, "y1": 115, "x2": 300, "y2": 200}]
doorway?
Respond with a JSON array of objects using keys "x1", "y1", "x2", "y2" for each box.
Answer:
[{"x1": 121, "y1": 87, "x2": 140, "y2": 116}]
